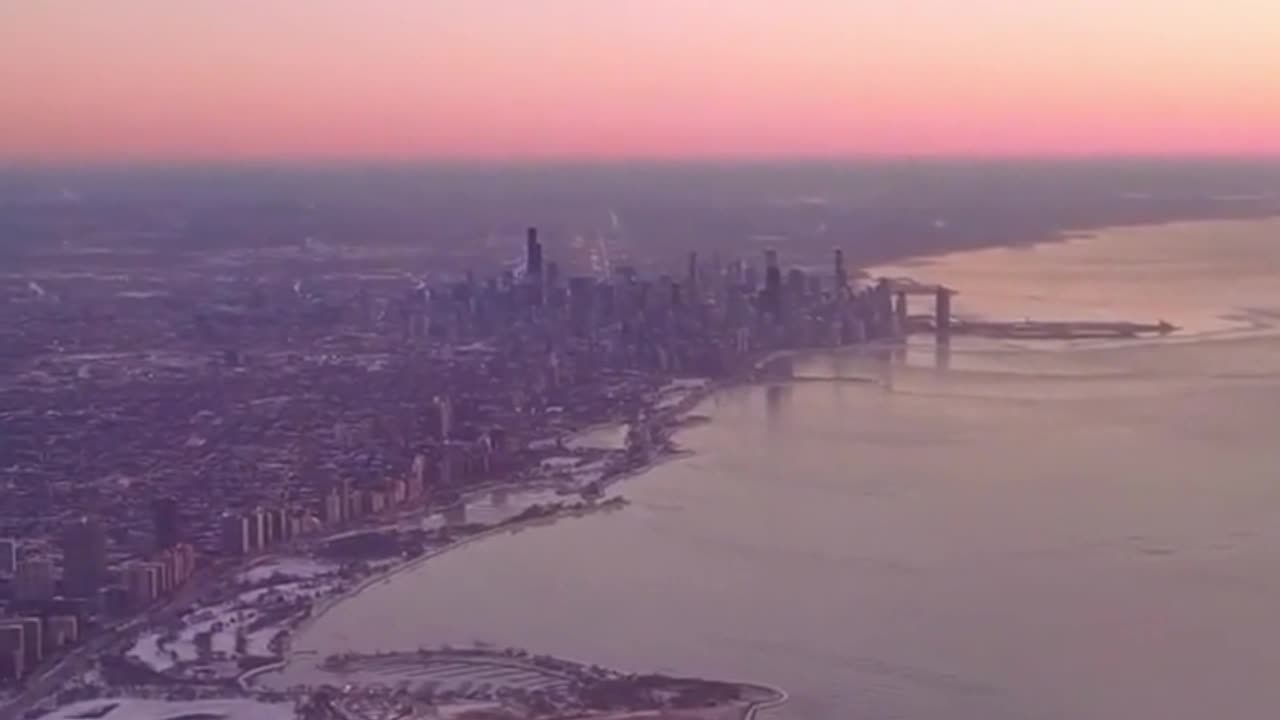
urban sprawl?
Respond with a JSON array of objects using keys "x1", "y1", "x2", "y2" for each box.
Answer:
[{"x1": 1, "y1": 227, "x2": 950, "y2": 716}]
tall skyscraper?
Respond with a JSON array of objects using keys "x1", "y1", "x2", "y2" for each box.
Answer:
[
  {"x1": 526, "y1": 226, "x2": 544, "y2": 307},
  {"x1": 434, "y1": 395, "x2": 453, "y2": 442},
  {"x1": 526, "y1": 227, "x2": 543, "y2": 279},
  {"x1": 763, "y1": 249, "x2": 783, "y2": 316},
  {"x1": 61, "y1": 517, "x2": 107, "y2": 598},
  {"x1": 152, "y1": 497, "x2": 180, "y2": 551}
]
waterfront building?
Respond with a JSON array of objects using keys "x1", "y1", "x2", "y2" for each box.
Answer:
[
  {"x1": 319, "y1": 486, "x2": 343, "y2": 525},
  {"x1": 344, "y1": 489, "x2": 363, "y2": 521},
  {"x1": 221, "y1": 513, "x2": 251, "y2": 556},
  {"x1": 246, "y1": 509, "x2": 265, "y2": 550},
  {"x1": 144, "y1": 542, "x2": 195, "y2": 592},
  {"x1": 266, "y1": 508, "x2": 286, "y2": 545}
]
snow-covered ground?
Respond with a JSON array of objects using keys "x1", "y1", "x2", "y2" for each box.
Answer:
[
  {"x1": 238, "y1": 557, "x2": 336, "y2": 584},
  {"x1": 567, "y1": 423, "x2": 628, "y2": 450},
  {"x1": 328, "y1": 656, "x2": 568, "y2": 693},
  {"x1": 128, "y1": 558, "x2": 336, "y2": 676},
  {"x1": 38, "y1": 698, "x2": 294, "y2": 720},
  {"x1": 127, "y1": 599, "x2": 264, "y2": 672},
  {"x1": 265, "y1": 652, "x2": 572, "y2": 697},
  {"x1": 655, "y1": 378, "x2": 710, "y2": 410}
]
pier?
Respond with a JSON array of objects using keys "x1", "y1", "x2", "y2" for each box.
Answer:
[
  {"x1": 951, "y1": 319, "x2": 1177, "y2": 340},
  {"x1": 905, "y1": 316, "x2": 1177, "y2": 340},
  {"x1": 878, "y1": 277, "x2": 1176, "y2": 342}
]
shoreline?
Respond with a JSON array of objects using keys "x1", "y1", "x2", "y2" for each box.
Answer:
[
  {"x1": 16, "y1": 214, "x2": 1280, "y2": 720},
  {"x1": 253, "y1": 376, "x2": 792, "y2": 717},
  {"x1": 285, "y1": 356, "x2": 882, "y2": 655},
  {"x1": 743, "y1": 683, "x2": 791, "y2": 720},
  {"x1": 269, "y1": 647, "x2": 788, "y2": 720},
  {"x1": 287, "y1": 499, "x2": 629, "y2": 647}
]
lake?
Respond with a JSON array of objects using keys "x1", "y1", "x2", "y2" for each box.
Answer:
[{"x1": 295, "y1": 219, "x2": 1280, "y2": 720}]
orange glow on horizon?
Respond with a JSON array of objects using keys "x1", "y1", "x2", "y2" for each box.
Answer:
[{"x1": 3, "y1": 1, "x2": 1279, "y2": 164}]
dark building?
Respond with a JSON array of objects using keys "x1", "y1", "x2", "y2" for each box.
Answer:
[
  {"x1": 833, "y1": 248, "x2": 848, "y2": 296},
  {"x1": 763, "y1": 249, "x2": 783, "y2": 316},
  {"x1": 525, "y1": 227, "x2": 543, "y2": 279},
  {"x1": 526, "y1": 226, "x2": 544, "y2": 306},
  {"x1": 152, "y1": 496, "x2": 180, "y2": 552},
  {"x1": 61, "y1": 517, "x2": 107, "y2": 598}
]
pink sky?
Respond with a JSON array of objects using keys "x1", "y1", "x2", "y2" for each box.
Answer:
[{"x1": 2, "y1": 0, "x2": 1278, "y2": 163}]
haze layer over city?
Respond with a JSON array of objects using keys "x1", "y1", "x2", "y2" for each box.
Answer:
[{"x1": 3, "y1": 3, "x2": 1280, "y2": 720}]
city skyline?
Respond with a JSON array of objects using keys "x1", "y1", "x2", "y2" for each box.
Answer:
[{"x1": 3, "y1": 0, "x2": 1280, "y2": 164}]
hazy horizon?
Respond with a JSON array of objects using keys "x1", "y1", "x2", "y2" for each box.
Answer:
[
  {"x1": 8, "y1": 155, "x2": 1280, "y2": 173},
  {"x1": 4, "y1": 1, "x2": 1280, "y2": 164}
]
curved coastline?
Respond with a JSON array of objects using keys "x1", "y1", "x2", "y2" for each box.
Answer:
[
  {"x1": 165, "y1": 365, "x2": 876, "y2": 714},
  {"x1": 743, "y1": 683, "x2": 791, "y2": 719},
  {"x1": 291, "y1": 500, "x2": 627, "y2": 642},
  {"x1": 271, "y1": 379, "x2": 793, "y2": 717}
]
